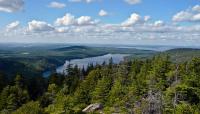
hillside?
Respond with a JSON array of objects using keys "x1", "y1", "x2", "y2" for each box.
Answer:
[
  {"x1": 0, "y1": 45, "x2": 156, "y2": 78},
  {"x1": 163, "y1": 48, "x2": 200, "y2": 62},
  {"x1": 0, "y1": 54, "x2": 199, "y2": 114},
  {"x1": 0, "y1": 58, "x2": 40, "y2": 79}
]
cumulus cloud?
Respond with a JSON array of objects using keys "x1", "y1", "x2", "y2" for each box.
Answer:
[
  {"x1": 193, "y1": 13, "x2": 200, "y2": 21},
  {"x1": 68, "y1": 0, "x2": 81, "y2": 2},
  {"x1": 28, "y1": 20, "x2": 54, "y2": 32},
  {"x1": 6, "y1": 21, "x2": 20, "y2": 31},
  {"x1": 55, "y1": 13, "x2": 98, "y2": 26},
  {"x1": 173, "y1": 5, "x2": 200, "y2": 22},
  {"x1": 121, "y1": 13, "x2": 150, "y2": 27},
  {"x1": 0, "y1": 0, "x2": 24, "y2": 13},
  {"x1": 154, "y1": 20, "x2": 164, "y2": 27},
  {"x1": 3, "y1": 12, "x2": 200, "y2": 46},
  {"x1": 55, "y1": 13, "x2": 76, "y2": 26},
  {"x1": 99, "y1": 10, "x2": 108, "y2": 17},
  {"x1": 121, "y1": 13, "x2": 141, "y2": 27},
  {"x1": 48, "y1": 1, "x2": 66, "y2": 9},
  {"x1": 144, "y1": 16, "x2": 151, "y2": 21},
  {"x1": 55, "y1": 27, "x2": 69, "y2": 33},
  {"x1": 77, "y1": 16, "x2": 96, "y2": 25},
  {"x1": 68, "y1": 0, "x2": 95, "y2": 3},
  {"x1": 124, "y1": 0, "x2": 141, "y2": 5},
  {"x1": 172, "y1": 11, "x2": 193, "y2": 22},
  {"x1": 192, "y1": 5, "x2": 200, "y2": 12}
]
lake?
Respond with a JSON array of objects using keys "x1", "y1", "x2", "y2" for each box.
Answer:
[{"x1": 43, "y1": 54, "x2": 129, "y2": 77}]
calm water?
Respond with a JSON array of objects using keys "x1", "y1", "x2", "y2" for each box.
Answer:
[{"x1": 43, "y1": 54, "x2": 129, "y2": 77}]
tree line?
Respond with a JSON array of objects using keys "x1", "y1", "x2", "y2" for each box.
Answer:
[{"x1": 0, "y1": 55, "x2": 199, "y2": 114}]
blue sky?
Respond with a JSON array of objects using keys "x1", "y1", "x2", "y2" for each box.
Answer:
[
  {"x1": 0, "y1": 0, "x2": 200, "y2": 45},
  {"x1": 0, "y1": 0, "x2": 199, "y2": 25}
]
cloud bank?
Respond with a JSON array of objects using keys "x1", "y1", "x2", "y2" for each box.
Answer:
[
  {"x1": 1, "y1": 4, "x2": 200, "y2": 46},
  {"x1": 0, "y1": 0, "x2": 24, "y2": 13},
  {"x1": 173, "y1": 5, "x2": 200, "y2": 22},
  {"x1": 55, "y1": 13, "x2": 99, "y2": 26}
]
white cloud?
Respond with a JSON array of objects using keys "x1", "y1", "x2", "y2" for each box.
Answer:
[
  {"x1": 0, "y1": 0, "x2": 24, "y2": 13},
  {"x1": 55, "y1": 27, "x2": 69, "y2": 33},
  {"x1": 3, "y1": 22, "x2": 200, "y2": 45},
  {"x1": 55, "y1": 13, "x2": 98, "y2": 26},
  {"x1": 144, "y1": 16, "x2": 151, "y2": 21},
  {"x1": 121, "y1": 13, "x2": 141, "y2": 27},
  {"x1": 55, "y1": 13, "x2": 76, "y2": 26},
  {"x1": 48, "y1": 1, "x2": 66, "y2": 9},
  {"x1": 68, "y1": 0, "x2": 81, "y2": 2},
  {"x1": 6, "y1": 21, "x2": 20, "y2": 31},
  {"x1": 172, "y1": 11, "x2": 193, "y2": 22},
  {"x1": 193, "y1": 13, "x2": 200, "y2": 21},
  {"x1": 2, "y1": 12, "x2": 200, "y2": 46},
  {"x1": 86, "y1": 0, "x2": 94, "y2": 3},
  {"x1": 28, "y1": 20, "x2": 54, "y2": 32},
  {"x1": 121, "y1": 13, "x2": 145, "y2": 27},
  {"x1": 68, "y1": 0, "x2": 95, "y2": 3},
  {"x1": 99, "y1": 9, "x2": 108, "y2": 17},
  {"x1": 192, "y1": 5, "x2": 200, "y2": 12},
  {"x1": 124, "y1": 0, "x2": 141, "y2": 5},
  {"x1": 173, "y1": 5, "x2": 200, "y2": 22},
  {"x1": 77, "y1": 16, "x2": 95, "y2": 25},
  {"x1": 154, "y1": 20, "x2": 164, "y2": 27}
]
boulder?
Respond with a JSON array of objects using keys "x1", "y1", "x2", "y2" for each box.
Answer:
[{"x1": 82, "y1": 103, "x2": 103, "y2": 113}]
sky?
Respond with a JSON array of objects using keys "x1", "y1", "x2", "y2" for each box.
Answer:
[{"x1": 0, "y1": 0, "x2": 200, "y2": 46}]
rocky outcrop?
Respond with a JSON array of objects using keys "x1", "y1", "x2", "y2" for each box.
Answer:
[{"x1": 82, "y1": 103, "x2": 103, "y2": 113}]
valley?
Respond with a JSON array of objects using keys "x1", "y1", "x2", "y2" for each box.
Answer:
[{"x1": 0, "y1": 44, "x2": 200, "y2": 113}]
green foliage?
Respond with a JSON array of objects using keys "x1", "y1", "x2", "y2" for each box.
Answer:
[
  {"x1": 12, "y1": 101, "x2": 44, "y2": 114},
  {"x1": 39, "y1": 84, "x2": 58, "y2": 108},
  {"x1": 1, "y1": 54, "x2": 200, "y2": 114},
  {"x1": 175, "y1": 102, "x2": 199, "y2": 114},
  {"x1": 27, "y1": 76, "x2": 47, "y2": 100},
  {"x1": 74, "y1": 69, "x2": 101, "y2": 102},
  {"x1": 0, "y1": 75, "x2": 29, "y2": 112},
  {"x1": 92, "y1": 74, "x2": 112, "y2": 103},
  {"x1": 64, "y1": 64, "x2": 81, "y2": 94},
  {"x1": 108, "y1": 78, "x2": 126, "y2": 107}
]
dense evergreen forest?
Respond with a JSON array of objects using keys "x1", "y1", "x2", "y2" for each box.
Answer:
[{"x1": 0, "y1": 55, "x2": 200, "y2": 114}]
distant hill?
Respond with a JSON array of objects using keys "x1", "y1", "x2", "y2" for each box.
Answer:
[
  {"x1": 0, "y1": 45, "x2": 155, "y2": 78},
  {"x1": 0, "y1": 58, "x2": 40, "y2": 79},
  {"x1": 165, "y1": 48, "x2": 200, "y2": 53},
  {"x1": 54, "y1": 46, "x2": 89, "y2": 51},
  {"x1": 1, "y1": 46, "x2": 200, "y2": 79},
  {"x1": 54, "y1": 46, "x2": 155, "y2": 54},
  {"x1": 163, "y1": 48, "x2": 200, "y2": 62}
]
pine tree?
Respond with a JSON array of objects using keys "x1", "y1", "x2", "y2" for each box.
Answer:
[
  {"x1": 92, "y1": 75, "x2": 112, "y2": 104},
  {"x1": 0, "y1": 75, "x2": 30, "y2": 112},
  {"x1": 13, "y1": 101, "x2": 44, "y2": 114}
]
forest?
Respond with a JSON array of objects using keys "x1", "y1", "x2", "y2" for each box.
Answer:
[
  {"x1": 0, "y1": 53, "x2": 199, "y2": 114},
  {"x1": 0, "y1": 45, "x2": 155, "y2": 79},
  {"x1": 1, "y1": 0, "x2": 200, "y2": 113}
]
